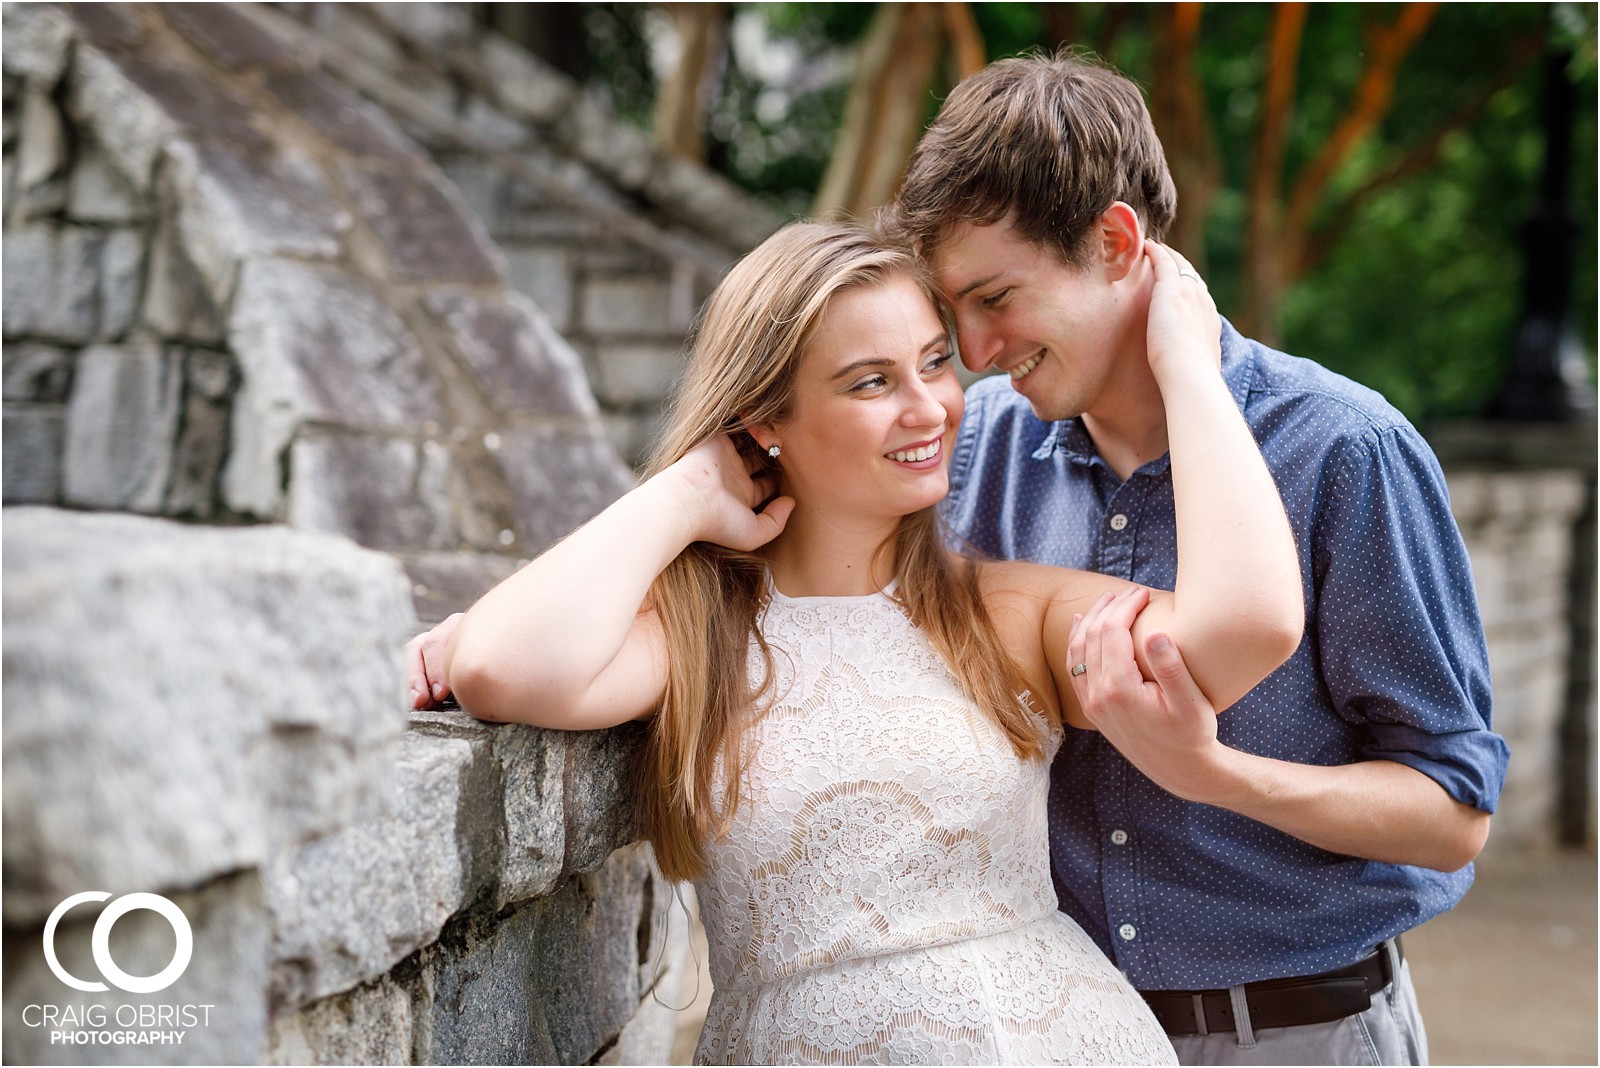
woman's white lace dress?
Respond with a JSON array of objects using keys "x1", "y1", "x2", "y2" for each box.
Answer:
[{"x1": 691, "y1": 587, "x2": 1176, "y2": 1065}]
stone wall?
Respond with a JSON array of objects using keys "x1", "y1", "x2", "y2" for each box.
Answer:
[
  {"x1": 0, "y1": 3, "x2": 736, "y2": 1063},
  {"x1": 2, "y1": 509, "x2": 690, "y2": 1065},
  {"x1": 1435, "y1": 422, "x2": 1598, "y2": 854}
]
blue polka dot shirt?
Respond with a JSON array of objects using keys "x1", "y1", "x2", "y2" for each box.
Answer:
[{"x1": 940, "y1": 319, "x2": 1510, "y2": 990}]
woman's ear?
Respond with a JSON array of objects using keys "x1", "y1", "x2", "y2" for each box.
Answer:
[
  {"x1": 738, "y1": 417, "x2": 779, "y2": 459},
  {"x1": 1098, "y1": 201, "x2": 1144, "y2": 282}
]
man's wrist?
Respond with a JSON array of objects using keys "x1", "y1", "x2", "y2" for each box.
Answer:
[{"x1": 1167, "y1": 741, "x2": 1260, "y2": 810}]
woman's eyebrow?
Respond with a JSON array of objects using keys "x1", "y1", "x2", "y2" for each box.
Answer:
[
  {"x1": 828, "y1": 334, "x2": 947, "y2": 381},
  {"x1": 828, "y1": 356, "x2": 894, "y2": 381}
]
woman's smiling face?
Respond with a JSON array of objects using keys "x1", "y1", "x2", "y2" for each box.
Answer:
[{"x1": 765, "y1": 273, "x2": 964, "y2": 526}]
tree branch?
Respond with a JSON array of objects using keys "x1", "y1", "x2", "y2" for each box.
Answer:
[
  {"x1": 1302, "y1": 28, "x2": 1545, "y2": 272},
  {"x1": 1284, "y1": 2, "x2": 1438, "y2": 252}
]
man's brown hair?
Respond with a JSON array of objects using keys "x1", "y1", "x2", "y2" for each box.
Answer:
[{"x1": 887, "y1": 50, "x2": 1176, "y2": 267}]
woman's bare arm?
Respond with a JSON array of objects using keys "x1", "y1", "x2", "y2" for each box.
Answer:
[{"x1": 444, "y1": 435, "x2": 793, "y2": 728}]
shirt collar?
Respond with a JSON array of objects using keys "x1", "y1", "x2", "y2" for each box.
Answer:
[
  {"x1": 1219, "y1": 318, "x2": 1255, "y2": 411},
  {"x1": 1034, "y1": 317, "x2": 1257, "y2": 468}
]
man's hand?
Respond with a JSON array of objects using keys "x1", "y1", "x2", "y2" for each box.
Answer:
[
  {"x1": 405, "y1": 612, "x2": 462, "y2": 710},
  {"x1": 1066, "y1": 586, "x2": 1234, "y2": 803},
  {"x1": 1066, "y1": 587, "x2": 1490, "y2": 870}
]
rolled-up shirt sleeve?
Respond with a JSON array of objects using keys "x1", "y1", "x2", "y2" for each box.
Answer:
[{"x1": 1313, "y1": 425, "x2": 1509, "y2": 812}]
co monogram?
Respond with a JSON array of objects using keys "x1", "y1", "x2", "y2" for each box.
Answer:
[{"x1": 42, "y1": 892, "x2": 193, "y2": 994}]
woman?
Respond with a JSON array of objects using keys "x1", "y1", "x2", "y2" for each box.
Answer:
[{"x1": 411, "y1": 221, "x2": 1302, "y2": 1064}]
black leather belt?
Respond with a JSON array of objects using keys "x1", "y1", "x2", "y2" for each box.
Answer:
[{"x1": 1139, "y1": 941, "x2": 1399, "y2": 1037}]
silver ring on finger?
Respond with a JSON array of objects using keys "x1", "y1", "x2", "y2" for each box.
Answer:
[
  {"x1": 1070, "y1": 662, "x2": 1088, "y2": 677},
  {"x1": 1178, "y1": 268, "x2": 1201, "y2": 283}
]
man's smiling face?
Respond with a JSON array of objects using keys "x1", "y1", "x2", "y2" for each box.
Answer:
[{"x1": 928, "y1": 217, "x2": 1131, "y2": 424}]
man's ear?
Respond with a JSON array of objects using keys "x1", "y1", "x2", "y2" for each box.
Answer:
[{"x1": 1098, "y1": 201, "x2": 1144, "y2": 282}]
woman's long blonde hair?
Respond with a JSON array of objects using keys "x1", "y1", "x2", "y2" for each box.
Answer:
[{"x1": 638, "y1": 221, "x2": 1042, "y2": 881}]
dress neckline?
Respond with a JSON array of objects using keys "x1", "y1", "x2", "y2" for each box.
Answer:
[{"x1": 765, "y1": 575, "x2": 899, "y2": 606}]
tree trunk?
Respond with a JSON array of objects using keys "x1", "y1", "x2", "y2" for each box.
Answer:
[
  {"x1": 652, "y1": 3, "x2": 730, "y2": 164},
  {"x1": 1238, "y1": 2, "x2": 1307, "y2": 343},
  {"x1": 814, "y1": 3, "x2": 973, "y2": 219},
  {"x1": 942, "y1": 2, "x2": 987, "y2": 80},
  {"x1": 1150, "y1": 3, "x2": 1221, "y2": 268}
]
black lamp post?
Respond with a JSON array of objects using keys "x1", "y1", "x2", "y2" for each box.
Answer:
[{"x1": 1489, "y1": 48, "x2": 1595, "y2": 422}]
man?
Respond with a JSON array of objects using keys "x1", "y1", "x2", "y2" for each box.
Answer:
[{"x1": 884, "y1": 52, "x2": 1508, "y2": 1065}]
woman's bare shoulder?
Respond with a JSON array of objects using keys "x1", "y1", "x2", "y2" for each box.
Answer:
[{"x1": 975, "y1": 559, "x2": 1099, "y2": 603}]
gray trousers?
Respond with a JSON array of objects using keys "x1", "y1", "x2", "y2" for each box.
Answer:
[{"x1": 1167, "y1": 943, "x2": 1428, "y2": 1066}]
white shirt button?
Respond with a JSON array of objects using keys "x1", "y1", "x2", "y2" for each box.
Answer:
[
  {"x1": 1111, "y1": 829, "x2": 1129, "y2": 845},
  {"x1": 1118, "y1": 923, "x2": 1137, "y2": 941},
  {"x1": 1109, "y1": 513, "x2": 1129, "y2": 531}
]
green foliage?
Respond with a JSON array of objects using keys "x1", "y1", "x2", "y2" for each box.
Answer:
[
  {"x1": 764, "y1": 2, "x2": 876, "y2": 44},
  {"x1": 707, "y1": 42, "x2": 847, "y2": 216},
  {"x1": 568, "y1": 1, "x2": 1597, "y2": 426},
  {"x1": 968, "y1": 4, "x2": 1045, "y2": 59},
  {"x1": 1276, "y1": 5, "x2": 1598, "y2": 424},
  {"x1": 578, "y1": 4, "x2": 657, "y2": 127}
]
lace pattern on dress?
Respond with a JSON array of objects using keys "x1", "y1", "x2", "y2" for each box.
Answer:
[{"x1": 692, "y1": 587, "x2": 1175, "y2": 1066}]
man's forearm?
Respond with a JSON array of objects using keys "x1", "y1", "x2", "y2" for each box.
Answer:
[{"x1": 1193, "y1": 749, "x2": 1490, "y2": 872}]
